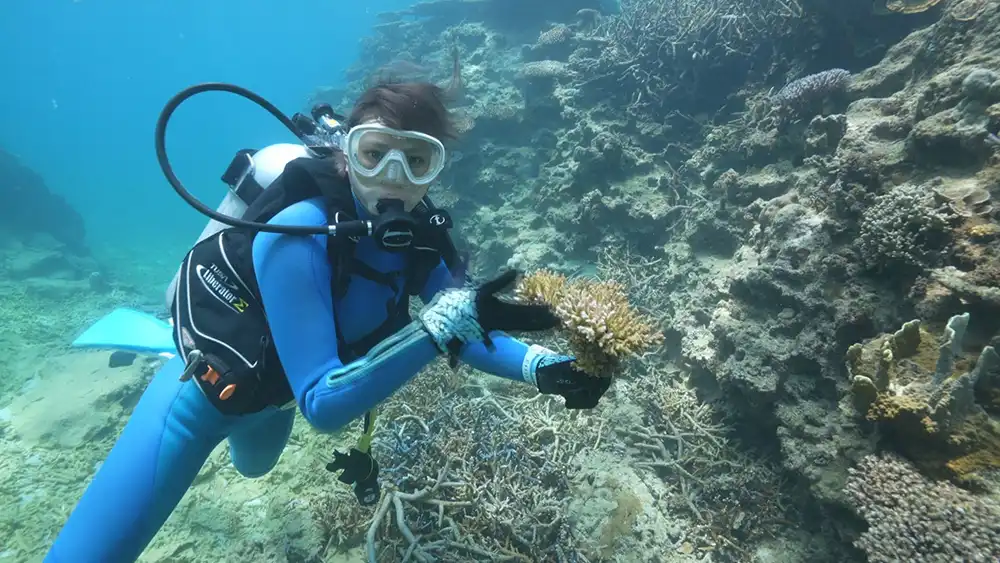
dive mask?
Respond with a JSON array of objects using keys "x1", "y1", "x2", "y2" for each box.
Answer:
[{"x1": 343, "y1": 123, "x2": 446, "y2": 186}]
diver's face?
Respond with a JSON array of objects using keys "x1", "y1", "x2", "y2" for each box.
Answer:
[{"x1": 347, "y1": 125, "x2": 438, "y2": 214}]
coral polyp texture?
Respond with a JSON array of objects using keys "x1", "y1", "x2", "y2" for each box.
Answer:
[
  {"x1": 515, "y1": 269, "x2": 662, "y2": 376},
  {"x1": 844, "y1": 453, "x2": 1000, "y2": 562},
  {"x1": 772, "y1": 68, "x2": 853, "y2": 110}
]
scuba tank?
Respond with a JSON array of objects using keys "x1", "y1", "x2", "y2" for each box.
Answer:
[
  {"x1": 155, "y1": 83, "x2": 463, "y2": 310},
  {"x1": 163, "y1": 103, "x2": 348, "y2": 309}
]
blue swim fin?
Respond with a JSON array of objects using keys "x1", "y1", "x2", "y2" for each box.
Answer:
[{"x1": 71, "y1": 308, "x2": 177, "y2": 357}]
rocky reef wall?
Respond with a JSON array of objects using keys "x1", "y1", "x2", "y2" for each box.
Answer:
[
  {"x1": 0, "y1": 148, "x2": 88, "y2": 254},
  {"x1": 308, "y1": 0, "x2": 1000, "y2": 560}
]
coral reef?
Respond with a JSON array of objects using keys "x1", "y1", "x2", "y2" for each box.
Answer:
[
  {"x1": 11, "y1": 0, "x2": 1000, "y2": 560},
  {"x1": 157, "y1": 0, "x2": 1000, "y2": 559},
  {"x1": 844, "y1": 313, "x2": 1000, "y2": 484},
  {"x1": 514, "y1": 268, "x2": 663, "y2": 376},
  {"x1": 844, "y1": 453, "x2": 1000, "y2": 562},
  {"x1": 311, "y1": 4, "x2": 1000, "y2": 559},
  {"x1": 310, "y1": 249, "x2": 800, "y2": 563},
  {"x1": 845, "y1": 313, "x2": 993, "y2": 431},
  {"x1": 772, "y1": 69, "x2": 854, "y2": 116},
  {"x1": 618, "y1": 363, "x2": 797, "y2": 559},
  {"x1": 876, "y1": 0, "x2": 944, "y2": 14},
  {"x1": 857, "y1": 183, "x2": 956, "y2": 273},
  {"x1": 354, "y1": 357, "x2": 676, "y2": 562},
  {"x1": 582, "y1": 0, "x2": 807, "y2": 118},
  {"x1": 352, "y1": 348, "x2": 795, "y2": 562},
  {"x1": 0, "y1": 148, "x2": 89, "y2": 254}
]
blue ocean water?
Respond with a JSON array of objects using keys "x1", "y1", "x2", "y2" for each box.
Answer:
[{"x1": 0, "y1": 0, "x2": 412, "y2": 272}]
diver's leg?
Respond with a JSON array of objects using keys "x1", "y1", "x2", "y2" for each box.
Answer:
[
  {"x1": 227, "y1": 406, "x2": 295, "y2": 477},
  {"x1": 43, "y1": 356, "x2": 233, "y2": 563}
]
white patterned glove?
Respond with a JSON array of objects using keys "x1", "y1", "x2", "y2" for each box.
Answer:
[
  {"x1": 419, "y1": 287, "x2": 486, "y2": 355},
  {"x1": 418, "y1": 270, "x2": 560, "y2": 368}
]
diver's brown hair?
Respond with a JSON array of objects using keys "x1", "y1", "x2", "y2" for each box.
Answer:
[{"x1": 346, "y1": 45, "x2": 462, "y2": 142}]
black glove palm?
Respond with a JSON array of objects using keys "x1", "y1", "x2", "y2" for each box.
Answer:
[
  {"x1": 535, "y1": 356, "x2": 611, "y2": 409},
  {"x1": 326, "y1": 448, "x2": 381, "y2": 506},
  {"x1": 476, "y1": 269, "x2": 560, "y2": 333},
  {"x1": 441, "y1": 269, "x2": 561, "y2": 365}
]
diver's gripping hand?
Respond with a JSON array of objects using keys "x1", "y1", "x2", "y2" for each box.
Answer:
[
  {"x1": 326, "y1": 448, "x2": 380, "y2": 506},
  {"x1": 533, "y1": 355, "x2": 611, "y2": 409},
  {"x1": 419, "y1": 269, "x2": 559, "y2": 367}
]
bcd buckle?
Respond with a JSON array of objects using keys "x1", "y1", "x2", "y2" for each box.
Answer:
[
  {"x1": 183, "y1": 354, "x2": 254, "y2": 414},
  {"x1": 197, "y1": 363, "x2": 239, "y2": 402}
]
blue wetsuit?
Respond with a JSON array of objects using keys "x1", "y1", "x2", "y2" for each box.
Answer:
[{"x1": 44, "y1": 197, "x2": 536, "y2": 563}]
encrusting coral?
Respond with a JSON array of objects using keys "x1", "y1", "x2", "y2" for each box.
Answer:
[
  {"x1": 514, "y1": 269, "x2": 663, "y2": 376},
  {"x1": 844, "y1": 312, "x2": 1000, "y2": 482}
]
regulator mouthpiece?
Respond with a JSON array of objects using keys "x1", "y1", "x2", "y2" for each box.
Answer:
[{"x1": 372, "y1": 199, "x2": 416, "y2": 251}]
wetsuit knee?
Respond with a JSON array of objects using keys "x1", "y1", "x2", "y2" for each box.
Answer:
[{"x1": 227, "y1": 407, "x2": 295, "y2": 478}]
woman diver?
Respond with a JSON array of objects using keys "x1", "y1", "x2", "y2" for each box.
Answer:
[{"x1": 43, "y1": 65, "x2": 610, "y2": 562}]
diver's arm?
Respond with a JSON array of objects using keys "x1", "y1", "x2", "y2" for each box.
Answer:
[
  {"x1": 418, "y1": 261, "x2": 611, "y2": 409},
  {"x1": 419, "y1": 260, "x2": 539, "y2": 383},
  {"x1": 253, "y1": 201, "x2": 439, "y2": 433}
]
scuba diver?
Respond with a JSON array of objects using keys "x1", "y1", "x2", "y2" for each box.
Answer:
[{"x1": 44, "y1": 63, "x2": 611, "y2": 562}]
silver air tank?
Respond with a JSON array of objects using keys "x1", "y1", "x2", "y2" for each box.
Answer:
[{"x1": 163, "y1": 143, "x2": 311, "y2": 310}]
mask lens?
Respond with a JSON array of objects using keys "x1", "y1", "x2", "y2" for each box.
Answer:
[{"x1": 347, "y1": 125, "x2": 445, "y2": 185}]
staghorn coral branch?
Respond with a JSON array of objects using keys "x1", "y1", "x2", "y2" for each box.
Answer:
[
  {"x1": 397, "y1": 414, "x2": 431, "y2": 433},
  {"x1": 366, "y1": 458, "x2": 461, "y2": 563},
  {"x1": 355, "y1": 368, "x2": 599, "y2": 561}
]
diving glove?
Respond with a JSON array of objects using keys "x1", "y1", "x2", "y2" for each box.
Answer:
[
  {"x1": 419, "y1": 269, "x2": 560, "y2": 367},
  {"x1": 326, "y1": 448, "x2": 381, "y2": 506},
  {"x1": 534, "y1": 355, "x2": 611, "y2": 409}
]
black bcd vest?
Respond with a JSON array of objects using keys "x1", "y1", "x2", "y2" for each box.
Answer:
[{"x1": 170, "y1": 155, "x2": 462, "y2": 416}]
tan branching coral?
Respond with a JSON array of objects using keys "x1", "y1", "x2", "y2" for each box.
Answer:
[
  {"x1": 514, "y1": 268, "x2": 568, "y2": 307},
  {"x1": 515, "y1": 269, "x2": 663, "y2": 376}
]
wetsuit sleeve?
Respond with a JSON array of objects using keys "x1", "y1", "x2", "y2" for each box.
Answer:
[
  {"x1": 420, "y1": 260, "x2": 533, "y2": 383},
  {"x1": 252, "y1": 201, "x2": 440, "y2": 433}
]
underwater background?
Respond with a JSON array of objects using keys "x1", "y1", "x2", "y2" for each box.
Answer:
[
  {"x1": 0, "y1": 0, "x2": 414, "y2": 263},
  {"x1": 3, "y1": 0, "x2": 1000, "y2": 562}
]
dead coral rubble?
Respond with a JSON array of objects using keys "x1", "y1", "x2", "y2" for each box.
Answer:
[
  {"x1": 619, "y1": 363, "x2": 796, "y2": 560},
  {"x1": 353, "y1": 361, "x2": 689, "y2": 563},
  {"x1": 359, "y1": 368, "x2": 587, "y2": 563},
  {"x1": 585, "y1": 0, "x2": 805, "y2": 117}
]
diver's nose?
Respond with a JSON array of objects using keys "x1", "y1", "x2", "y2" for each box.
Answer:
[{"x1": 382, "y1": 161, "x2": 405, "y2": 184}]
